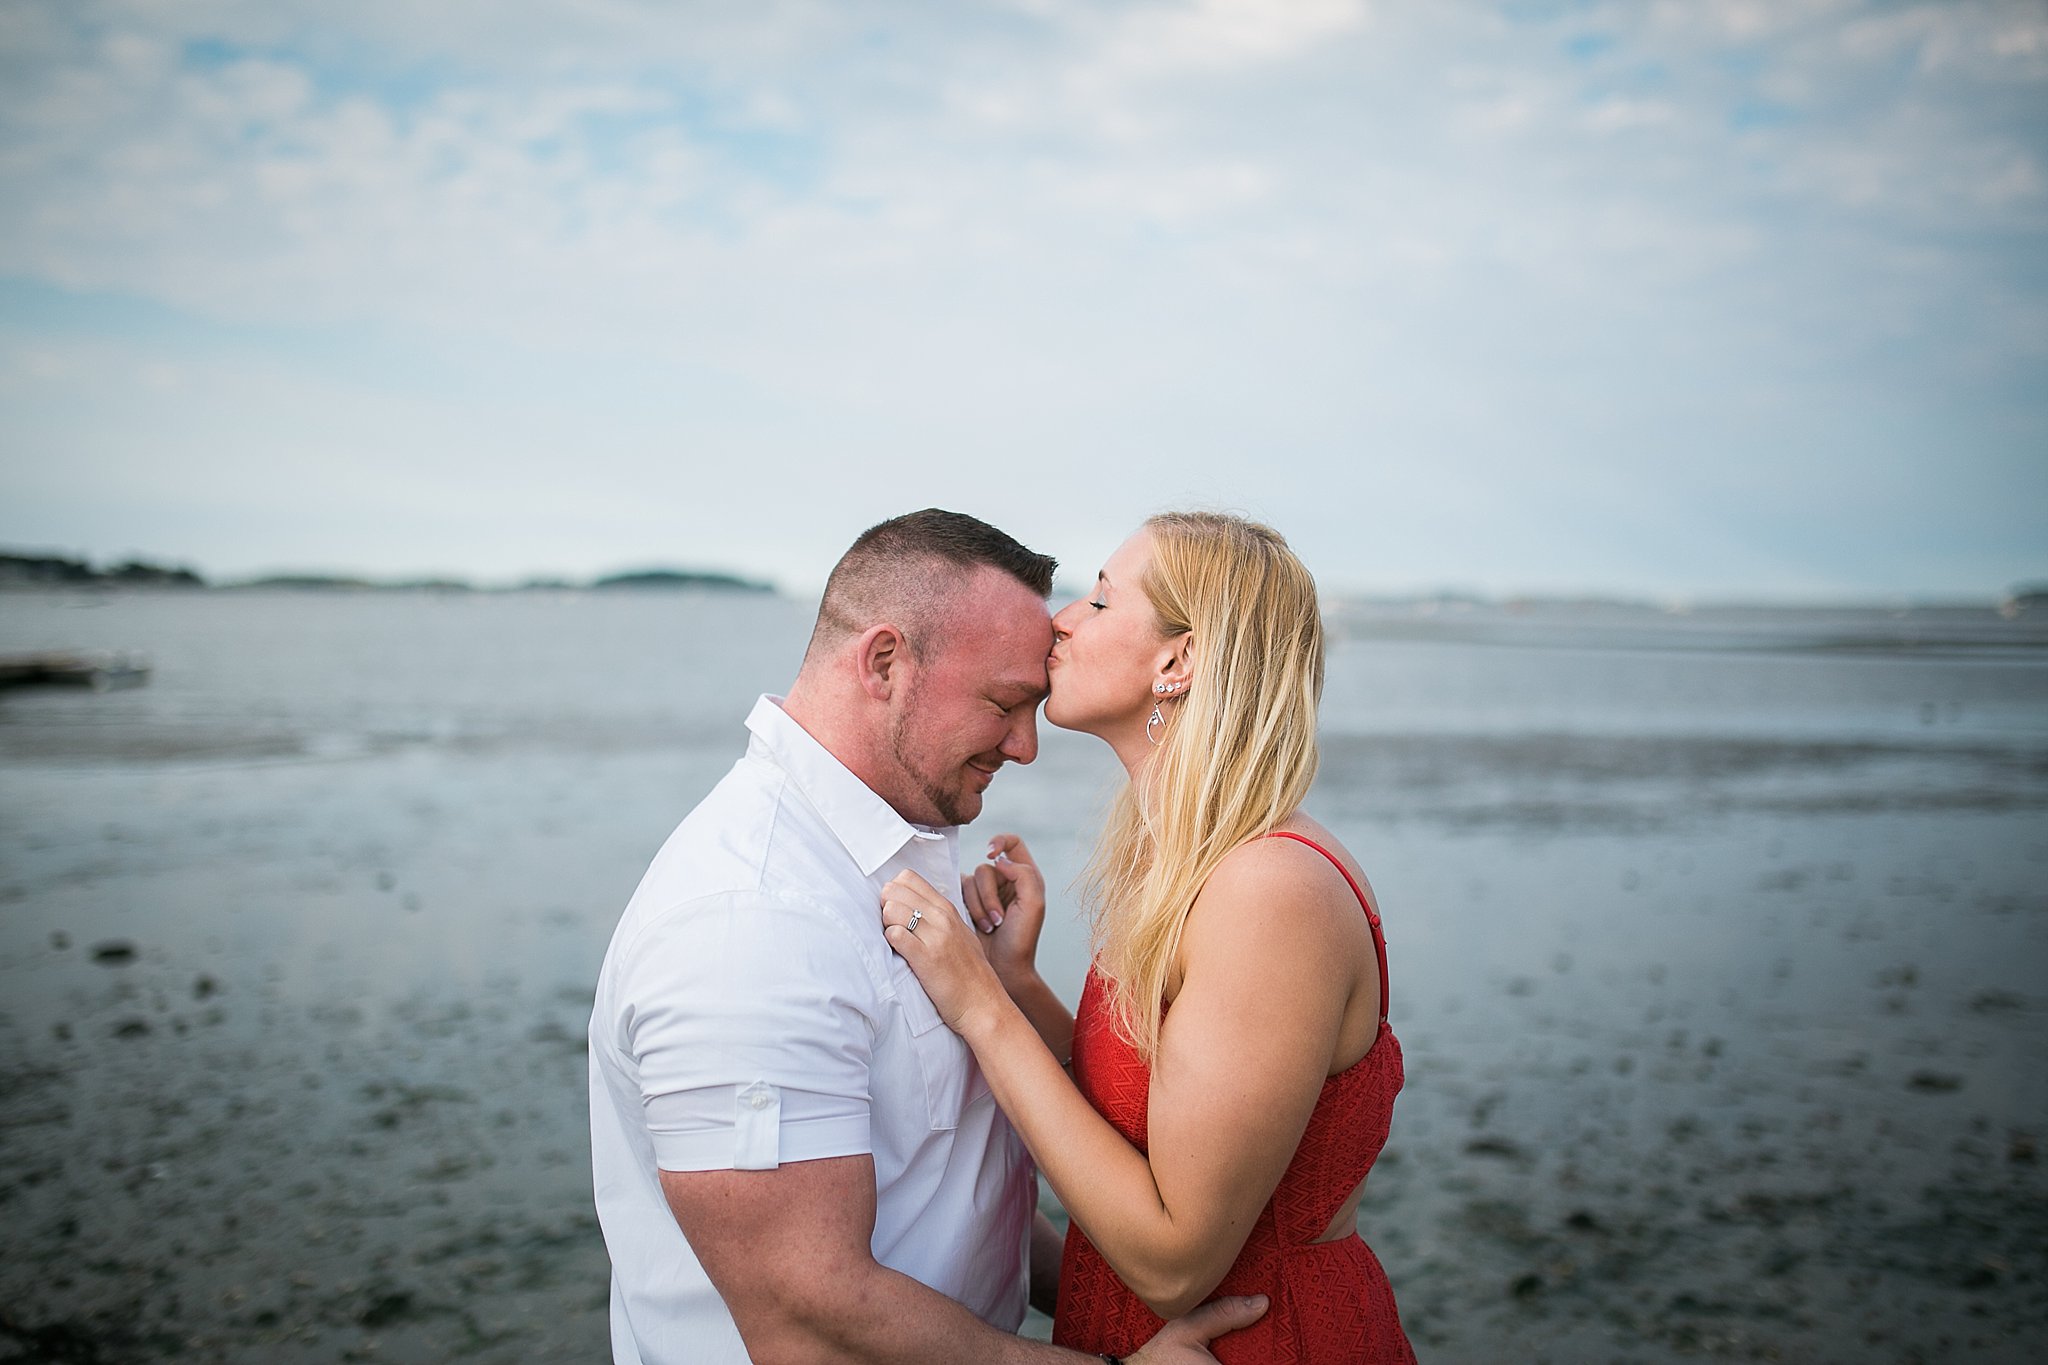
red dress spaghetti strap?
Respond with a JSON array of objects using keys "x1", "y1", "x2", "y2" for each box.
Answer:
[{"x1": 1051, "y1": 832, "x2": 1416, "y2": 1364}]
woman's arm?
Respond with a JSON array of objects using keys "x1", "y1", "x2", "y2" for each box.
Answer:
[
  {"x1": 1002, "y1": 968, "x2": 1077, "y2": 1068},
  {"x1": 884, "y1": 838, "x2": 1373, "y2": 1318}
]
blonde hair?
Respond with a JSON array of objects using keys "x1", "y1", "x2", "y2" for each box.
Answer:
[{"x1": 1083, "y1": 511, "x2": 1326, "y2": 1061}]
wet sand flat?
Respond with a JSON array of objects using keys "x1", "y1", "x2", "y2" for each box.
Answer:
[{"x1": 2, "y1": 591, "x2": 2044, "y2": 1362}]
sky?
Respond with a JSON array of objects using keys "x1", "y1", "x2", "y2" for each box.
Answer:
[{"x1": 1, "y1": 0, "x2": 2044, "y2": 601}]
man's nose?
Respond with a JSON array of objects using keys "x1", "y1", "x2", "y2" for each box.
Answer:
[{"x1": 1001, "y1": 705, "x2": 1040, "y2": 766}]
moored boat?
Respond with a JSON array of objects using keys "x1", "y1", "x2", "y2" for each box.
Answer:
[{"x1": 0, "y1": 650, "x2": 152, "y2": 691}]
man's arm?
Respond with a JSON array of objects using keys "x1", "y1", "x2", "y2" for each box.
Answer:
[
  {"x1": 1031, "y1": 1209, "x2": 1064, "y2": 1320},
  {"x1": 661, "y1": 1155, "x2": 1263, "y2": 1364}
]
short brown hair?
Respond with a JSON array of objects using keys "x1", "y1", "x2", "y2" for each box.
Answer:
[{"x1": 808, "y1": 509, "x2": 1057, "y2": 661}]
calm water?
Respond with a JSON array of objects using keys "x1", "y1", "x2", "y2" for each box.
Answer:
[{"x1": 2, "y1": 589, "x2": 2045, "y2": 1362}]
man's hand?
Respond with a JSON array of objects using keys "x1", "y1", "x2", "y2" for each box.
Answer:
[{"x1": 1129, "y1": 1295, "x2": 1268, "y2": 1363}]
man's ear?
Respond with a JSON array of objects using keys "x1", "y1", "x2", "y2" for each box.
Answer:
[{"x1": 856, "y1": 624, "x2": 909, "y2": 700}]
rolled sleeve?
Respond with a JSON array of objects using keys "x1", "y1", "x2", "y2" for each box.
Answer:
[
  {"x1": 646, "y1": 1084, "x2": 873, "y2": 1172},
  {"x1": 618, "y1": 893, "x2": 878, "y2": 1173}
]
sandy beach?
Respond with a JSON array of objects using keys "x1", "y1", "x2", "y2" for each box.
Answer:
[{"x1": 2, "y1": 589, "x2": 2044, "y2": 1363}]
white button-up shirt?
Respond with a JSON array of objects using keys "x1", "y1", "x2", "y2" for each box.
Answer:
[{"x1": 589, "y1": 696, "x2": 1035, "y2": 1365}]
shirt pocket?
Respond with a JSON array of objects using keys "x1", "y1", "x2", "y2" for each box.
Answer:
[{"x1": 890, "y1": 957, "x2": 991, "y2": 1131}]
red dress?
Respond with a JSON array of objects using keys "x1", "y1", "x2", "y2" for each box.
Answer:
[{"x1": 1051, "y1": 832, "x2": 1417, "y2": 1364}]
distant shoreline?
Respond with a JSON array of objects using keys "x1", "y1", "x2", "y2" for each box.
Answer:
[
  {"x1": 0, "y1": 551, "x2": 778, "y2": 596},
  {"x1": 3, "y1": 548, "x2": 2042, "y2": 616}
]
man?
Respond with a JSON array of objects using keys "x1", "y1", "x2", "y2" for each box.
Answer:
[{"x1": 589, "y1": 509, "x2": 1263, "y2": 1363}]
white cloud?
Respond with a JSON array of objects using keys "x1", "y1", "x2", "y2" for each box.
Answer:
[
  {"x1": 1082, "y1": 0, "x2": 1371, "y2": 78},
  {"x1": 1580, "y1": 97, "x2": 1677, "y2": 134},
  {"x1": 0, "y1": 1, "x2": 2043, "y2": 595}
]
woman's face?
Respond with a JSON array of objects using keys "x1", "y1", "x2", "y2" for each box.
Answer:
[{"x1": 1045, "y1": 530, "x2": 1179, "y2": 739}]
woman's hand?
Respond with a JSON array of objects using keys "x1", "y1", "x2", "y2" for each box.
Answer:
[
  {"x1": 881, "y1": 870, "x2": 1007, "y2": 1035},
  {"x1": 960, "y1": 834, "x2": 1047, "y2": 990}
]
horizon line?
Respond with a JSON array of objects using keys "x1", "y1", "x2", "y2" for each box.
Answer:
[{"x1": 2, "y1": 545, "x2": 2043, "y2": 613}]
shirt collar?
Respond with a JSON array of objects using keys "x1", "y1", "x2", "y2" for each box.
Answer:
[{"x1": 745, "y1": 694, "x2": 952, "y2": 879}]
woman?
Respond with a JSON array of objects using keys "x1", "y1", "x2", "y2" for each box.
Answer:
[{"x1": 880, "y1": 512, "x2": 1415, "y2": 1363}]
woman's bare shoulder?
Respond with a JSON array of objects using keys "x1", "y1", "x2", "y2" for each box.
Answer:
[
  {"x1": 1185, "y1": 815, "x2": 1376, "y2": 956},
  {"x1": 1202, "y1": 815, "x2": 1372, "y2": 899}
]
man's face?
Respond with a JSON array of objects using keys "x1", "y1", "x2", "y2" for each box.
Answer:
[{"x1": 884, "y1": 569, "x2": 1053, "y2": 827}]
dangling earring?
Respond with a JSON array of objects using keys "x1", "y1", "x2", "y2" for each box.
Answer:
[{"x1": 1145, "y1": 680, "x2": 1180, "y2": 746}]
